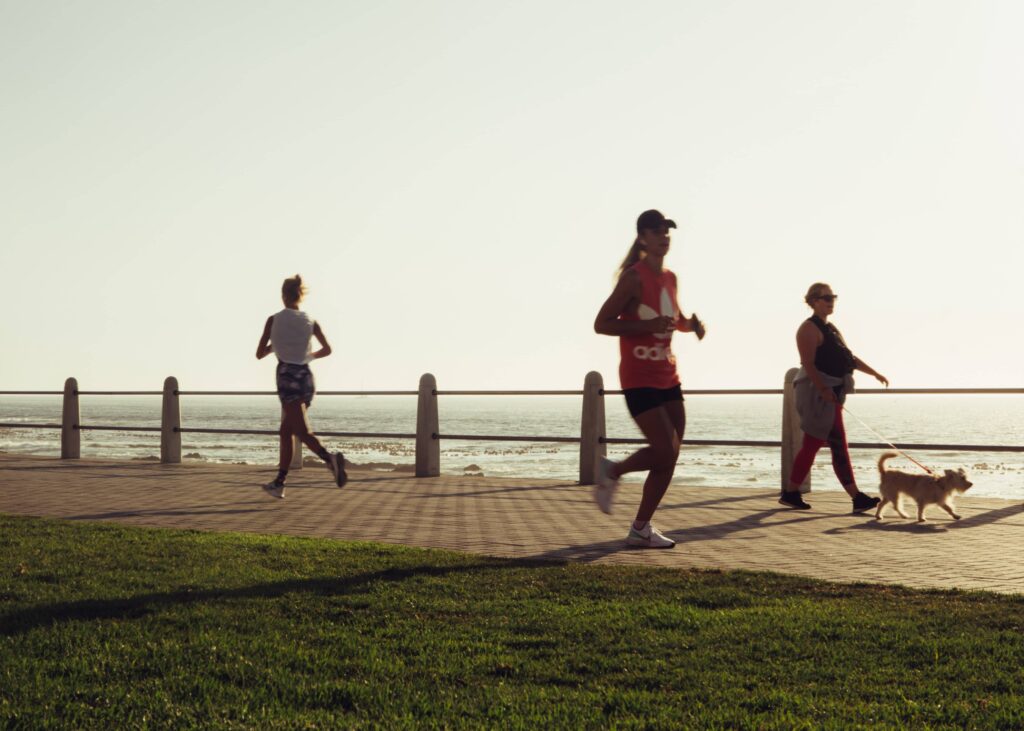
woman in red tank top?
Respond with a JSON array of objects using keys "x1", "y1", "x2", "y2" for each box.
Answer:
[{"x1": 593, "y1": 210, "x2": 705, "y2": 549}]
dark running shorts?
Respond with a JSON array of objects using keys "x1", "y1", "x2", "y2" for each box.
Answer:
[
  {"x1": 276, "y1": 361, "x2": 315, "y2": 406},
  {"x1": 623, "y1": 383, "x2": 683, "y2": 418}
]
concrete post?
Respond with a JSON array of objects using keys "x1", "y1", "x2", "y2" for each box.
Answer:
[
  {"x1": 281, "y1": 406, "x2": 303, "y2": 470},
  {"x1": 579, "y1": 371, "x2": 606, "y2": 485},
  {"x1": 160, "y1": 376, "x2": 182, "y2": 464},
  {"x1": 781, "y1": 368, "x2": 810, "y2": 493},
  {"x1": 61, "y1": 377, "x2": 80, "y2": 459},
  {"x1": 416, "y1": 373, "x2": 440, "y2": 477}
]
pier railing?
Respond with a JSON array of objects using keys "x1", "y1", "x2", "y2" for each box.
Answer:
[{"x1": 1, "y1": 372, "x2": 1022, "y2": 490}]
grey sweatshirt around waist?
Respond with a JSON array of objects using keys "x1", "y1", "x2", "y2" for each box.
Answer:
[{"x1": 792, "y1": 368, "x2": 855, "y2": 440}]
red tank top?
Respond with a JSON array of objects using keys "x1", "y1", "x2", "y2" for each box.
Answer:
[{"x1": 618, "y1": 260, "x2": 681, "y2": 390}]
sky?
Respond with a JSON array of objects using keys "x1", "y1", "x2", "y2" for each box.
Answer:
[{"x1": 1, "y1": 0, "x2": 1022, "y2": 392}]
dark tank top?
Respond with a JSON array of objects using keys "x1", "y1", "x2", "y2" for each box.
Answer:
[{"x1": 809, "y1": 316, "x2": 855, "y2": 378}]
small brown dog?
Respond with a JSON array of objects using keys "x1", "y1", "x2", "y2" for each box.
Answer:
[{"x1": 875, "y1": 452, "x2": 973, "y2": 522}]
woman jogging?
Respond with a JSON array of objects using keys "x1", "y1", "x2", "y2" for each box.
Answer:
[
  {"x1": 256, "y1": 274, "x2": 346, "y2": 498},
  {"x1": 593, "y1": 209, "x2": 705, "y2": 548},
  {"x1": 781, "y1": 282, "x2": 887, "y2": 511}
]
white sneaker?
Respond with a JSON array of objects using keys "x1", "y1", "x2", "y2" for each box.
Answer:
[
  {"x1": 626, "y1": 523, "x2": 675, "y2": 549},
  {"x1": 593, "y1": 457, "x2": 619, "y2": 514},
  {"x1": 262, "y1": 482, "x2": 285, "y2": 499}
]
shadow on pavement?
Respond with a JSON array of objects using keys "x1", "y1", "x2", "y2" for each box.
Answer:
[
  {"x1": 65, "y1": 501, "x2": 268, "y2": 521},
  {"x1": 823, "y1": 502, "x2": 1024, "y2": 535}
]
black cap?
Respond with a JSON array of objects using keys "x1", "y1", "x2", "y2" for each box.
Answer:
[{"x1": 636, "y1": 209, "x2": 677, "y2": 233}]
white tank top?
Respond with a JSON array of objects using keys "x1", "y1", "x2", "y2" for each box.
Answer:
[{"x1": 270, "y1": 309, "x2": 315, "y2": 365}]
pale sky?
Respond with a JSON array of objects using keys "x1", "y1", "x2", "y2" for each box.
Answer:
[{"x1": 2, "y1": 1, "x2": 1021, "y2": 392}]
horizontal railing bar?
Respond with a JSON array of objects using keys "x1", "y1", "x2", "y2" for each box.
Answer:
[
  {"x1": 602, "y1": 438, "x2": 778, "y2": 444},
  {"x1": 177, "y1": 391, "x2": 275, "y2": 396},
  {"x1": 438, "y1": 433, "x2": 581, "y2": 443},
  {"x1": 77, "y1": 425, "x2": 162, "y2": 433},
  {"x1": 177, "y1": 427, "x2": 278, "y2": 436},
  {"x1": 855, "y1": 388, "x2": 1024, "y2": 395},
  {"x1": 176, "y1": 427, "x2": 417, "y2": 439},
  {"x1": 604, "y1": 437, "x2": 1024, "y2": 452},
  {"x1": 846, "y1": 442, "x2": 1024, "y2": 453},
  {"x1": 602, "y1": 388, "x2": 1024, "y2": 396},
  {"x1": 297, "y1": 391, "x2": 418, "y2": 397},
  {"x1": 609, "y1": 389, "x2": 784, "y2": 396},
  {"x1": 0, "y1": 423, "x2": 62, "y2": 429},
  {"x1": 176, "y1": 391, "x2": 419, "y2": 396},
  {"x1": 436, "y1": 390, "x2": 584, "y2": 396},
  {"x1": 319, "y1": 431, "x2": 416, "y2": 439},
  {"x1": 3, "y1": 388, "x2": 1022, "y2": 397},
  {"x1": 4, "y1": 422, "x2": 1020, "y2": 453}
]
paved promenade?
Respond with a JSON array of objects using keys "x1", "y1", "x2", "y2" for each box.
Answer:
[{"x1": 2, "y1": 453, "x2": 1022, "y2": 593}]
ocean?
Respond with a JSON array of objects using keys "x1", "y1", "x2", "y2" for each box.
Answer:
[{"x1": 1, "y1": 394, "x2": 1022, "y2": 499}]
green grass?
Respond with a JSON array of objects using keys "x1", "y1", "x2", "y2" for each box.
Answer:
[{"x1": 1, "y1": 515, "x2": 1023, "y2": 729}]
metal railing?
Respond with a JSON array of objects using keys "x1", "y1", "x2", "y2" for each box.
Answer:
[{"x1": 1, "y1": 374, "x2": 1022, "y2": 488}]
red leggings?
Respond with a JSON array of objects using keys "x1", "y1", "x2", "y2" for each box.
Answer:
[{"x1": 789, "y1": 406, "x2": 856, "y2": 488}]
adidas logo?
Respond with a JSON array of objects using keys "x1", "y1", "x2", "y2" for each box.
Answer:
[
  {"x1": 632, "y1": 344, "x2": 676, "y2": 362},
  {"x1": 637, "y1": 288, "x2": 676, "y2": 341}
]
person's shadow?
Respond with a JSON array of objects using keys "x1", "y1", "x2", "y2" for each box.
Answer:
[
  {"x1": 531, "y1": 498, "x2": 839, "y2": 563},
  {"x1": 0, "y1": 558, "x2": 555, "y2": 637}
]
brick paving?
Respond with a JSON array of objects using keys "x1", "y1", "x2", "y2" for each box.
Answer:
[{"x1": 2, "y1": 454, "x2": 1023, "y2": 593}]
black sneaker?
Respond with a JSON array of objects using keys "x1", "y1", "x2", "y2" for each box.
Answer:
[
  {"x1": 852, "y1": 492, "x2": 880, "y2": 513},
  {"x1": 779, "y1": 491, "x2": 811, "y2": 510},
  {"x1": 330, "y1": 452, "x2": 348, "y2": 488}
]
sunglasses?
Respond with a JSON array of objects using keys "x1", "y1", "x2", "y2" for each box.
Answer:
[{"x1": 817, "y1": 294, "x2": 838, "y2": 303}]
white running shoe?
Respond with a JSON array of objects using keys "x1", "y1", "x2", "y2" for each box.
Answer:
[
  {"x1": 593, "y1": 457, "x2": 619, "y2": 514},
  {"x1": 262, "y1": 482, "x2": 285, "y2": 500},
  {"x1": 626, "y1": 523, "x2": 675, "y2": 549}
]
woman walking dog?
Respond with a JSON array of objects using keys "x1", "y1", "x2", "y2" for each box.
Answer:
[
  {"x1": 593, "y1": 209, "x2": 705, "y2": 548},
  {"x1": 782, "y1": 282, "x2": 886, "y2": 511},
  {"x1": 256, "y1": 274, "x2": 346, "y2": 498}
]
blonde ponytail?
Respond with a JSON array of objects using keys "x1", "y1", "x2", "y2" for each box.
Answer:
[{"x1": 616, "y1": 238, "x2": 645, "y2": 278}]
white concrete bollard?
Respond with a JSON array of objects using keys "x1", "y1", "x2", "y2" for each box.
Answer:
[
  {"x1": 161, "y1": 377, "x2": 182, "y2": 464},
  {"x1": 416, "y1": 373, "x2": 440, "y2": 477},
  {"x1": 61, "y1": 377, "x2": 80, "y2": 459},
  {"x1": 781, "y1": 367, "x2": 810, "y2": 493},
  {"x1": 579, "y1": 371, "x2": 606, "y2": 485}
]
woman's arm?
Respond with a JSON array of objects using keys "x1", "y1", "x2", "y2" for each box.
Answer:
[
  {"x1": 672, "y1": 286, "x2": 705, "y2": 339},
  {"x1": 796, "y1": 321, "x2": 835, "y2": 403},
  {"x1": 594, "y1": 270, "x2": 673, "y2": 337},
  {"x1": 853, "y1": 357, "x2": 889, "y2": 387},
  {"x1": 255, "y1": 316, "x2": 274, "y2": 360},
  {"x1": 310, "y1": 322, "x2": 332, "y2": 360}
]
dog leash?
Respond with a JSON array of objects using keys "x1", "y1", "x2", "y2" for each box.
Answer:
[{"x1": 839, "y1": 404, "x2": 935, "y2": 475}]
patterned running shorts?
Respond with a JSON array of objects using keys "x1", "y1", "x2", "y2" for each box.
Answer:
[{"x1": 276, "y1": 361, "x2": 315, "y2": 406}]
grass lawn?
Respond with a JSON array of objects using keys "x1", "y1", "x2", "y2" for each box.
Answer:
[{"x1": 2, "y1": 514, "x2": 1023, "y2": 729}]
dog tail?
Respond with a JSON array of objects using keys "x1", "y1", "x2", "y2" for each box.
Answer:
[{"x1": 878, "y1": 451, "x2": 898, "y2": 477}]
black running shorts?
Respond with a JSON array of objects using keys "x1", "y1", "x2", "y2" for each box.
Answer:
[{"x1": 623, "y1": 383, "x2": 683, "y2": 418}]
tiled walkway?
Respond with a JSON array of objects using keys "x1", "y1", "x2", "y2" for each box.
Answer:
[{"x1": 2, "y1": 454, "x2": 1022, "y2": 593}]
